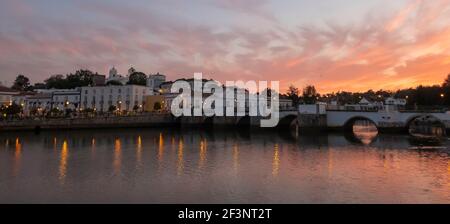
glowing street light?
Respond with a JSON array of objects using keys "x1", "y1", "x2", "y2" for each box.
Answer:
[{"x1": 440, "y1": 93, "x2": 445, "y2": 98}]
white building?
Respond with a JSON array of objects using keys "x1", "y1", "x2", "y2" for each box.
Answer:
[
  {"x1": 12, "y1": 92, "x2": 35, "y2": 108},
  {"x1": 80, "y1": 85, "x2": 150, "y2": 112},
  {"x1": 26, "y1": 93, "x2": 53, "y2": 114},
  {"x1": 106, "y1": 67, "x2": 129, "y2": 85},
  {"x1": 147, "y1": 73, "x2": 166, "y2": 94},
  {"x1": 52, "y1": 89, "x2": 81, "y2": 111},
  {"x1": 385, "y1": 97, "x2": 407, "y2": 106}
]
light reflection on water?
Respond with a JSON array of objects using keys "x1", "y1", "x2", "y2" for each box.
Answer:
[
  {"x1": 59, "y1": 140, "x2": 68, "y2": 184},
  {"x1": 353, "y1": 120, "x2": 378, "y2": 145},
  {"x1": 0, "y1": 128, "x2": 449, "y2": 203}
]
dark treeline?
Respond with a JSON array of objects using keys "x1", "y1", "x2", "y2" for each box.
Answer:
[
  {"x1": 284, "y1": 74, "x2": 450, "y2": 108},
  {"x1": 9, "y1": 68, "x2": 149, "y2": 91},
  {"x1": 44, "y1": 70, "x2": 99, "y2": 89}
]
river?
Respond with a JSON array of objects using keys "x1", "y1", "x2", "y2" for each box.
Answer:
[{"x1": 0, "y1": 126, "x2": 449, "y2": 203}]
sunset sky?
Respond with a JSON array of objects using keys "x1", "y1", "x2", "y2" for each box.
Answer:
[{"x1": 1, "y1": 0, "x2": 450, "y2": 93}]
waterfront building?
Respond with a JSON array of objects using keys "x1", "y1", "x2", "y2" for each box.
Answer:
[
  {"x1": 0, "y1": 85, "x2": 19, "y2": 106},
  {"x1": 144, "y1": 95, "x2": 166, "y2": 112},
  {"x1": 12, "y1": 92, "x2": 35, "y2": 108},
  {"x1": 52, "y1": 89, "x2": 81, "y2": 111},
  {"x1": 26, "y1": 93, "x2": 53, "y2": 115},
  {"x1": 80, "y1": 85, "x2": 150, "y2": 112},
  {"x1": 147, "y1": 73, "x2": 166, "y2": 94}
]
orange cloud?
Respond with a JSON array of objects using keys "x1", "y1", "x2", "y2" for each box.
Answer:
[{"x1": 1, "y1": 0, "x2": 450, "y2": 95}]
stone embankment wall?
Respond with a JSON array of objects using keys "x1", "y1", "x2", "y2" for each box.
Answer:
[{"x1": 0, "y1": 114, "x2": 175, "y2": 131}]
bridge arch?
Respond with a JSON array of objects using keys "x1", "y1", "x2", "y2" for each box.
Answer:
[
  {"x1": 406, "y1": 114, "x2": 446, "y2": 136},
  {"x1": 276, "y1": 114, "x2": 298, "y2": 129},
  {"x1": 343, "y1": 116, "x2": 378, "y2": 132}
]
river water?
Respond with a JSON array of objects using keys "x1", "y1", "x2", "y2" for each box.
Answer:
[{"x1": 0, "y1": 126, "x2": 449, "y2": 204}]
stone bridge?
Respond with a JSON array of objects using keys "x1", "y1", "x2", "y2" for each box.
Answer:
[{"x1": 326, "y1": 110, "x2": 450, "y2": 132}]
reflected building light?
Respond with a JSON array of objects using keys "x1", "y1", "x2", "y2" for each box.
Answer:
[
  {"x1": 136, "y1": 136, "x2": 142, "y2": 169},
  {"x1": 171, "y1": 136, "x2": 175, "y2": 150},
  {"x1": 13, "y1": 138, "x2": 22, "y2": 176},
  {"x1": 328, "y1": 149, "x2": 334, "y2": 177},
  {"x1": 233, "y1": 144, "x2": 239, "y2": 173},
  {"x1": 199, "y1": 139, "x2": 207, "y2": 169},
  {"x1": 158, "y1": 133, "x2": 164, "y2": 162},
  {"x1": 272, "y1": 144, "x2": 280, "y2": 177},
  {"x1": 5, "y1": 139, "x2": 9, "y2": 148},
  {"x1": 114, "y1": 138, "x2": 122, "y2": 175},
  {"x1": 59, "y1": 140, "x2": 68, "y2": 184},
  {"x1": 90, "y1": 138, "x2": 97, "y2": 160},
  {"x1": 53, "y1": 137, "x2": 57, "y2": 151},
  {"x1": 177, "y1": 138, "x2": 184, "y2": 176}
]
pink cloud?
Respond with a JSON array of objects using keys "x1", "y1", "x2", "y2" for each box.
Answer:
[{"x1": 1, "y1": 0, "x2": 450, "y2": 95}]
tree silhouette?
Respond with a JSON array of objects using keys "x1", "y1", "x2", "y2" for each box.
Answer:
[
  {"x1": 11, "y1": 74, "x2": 31, "y2": 91},
  {"x1": 302, "y1": 85, "x2": 318, "y2": 104},
  {"x1": 106, "y1": 80, "x2": 123, "y2": 86},
  {"x1": 287, "y1": 85, "x2": 300, "y2": 106},
  {"x1": 127, "y1": 72, "x2": 147, "y2": 86}
]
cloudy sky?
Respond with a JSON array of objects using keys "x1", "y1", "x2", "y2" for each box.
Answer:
[{"x1": 1, "y1": 0, "x2": 450, "y2": 93}]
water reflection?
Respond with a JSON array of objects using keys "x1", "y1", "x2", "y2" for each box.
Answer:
[
  {"x1": 114, "y1": 138, "x2": 122, "y2": 175},
  {"x1": 233, "y1": 144, "x2": 239, "y2": 173},
  {"x1": 59, "y1": 140, "x2": 68, "y2": 184},
  {"x1": 158, "y1": 133, "x2": 164, "y2": 163},
  {"x1": 177, "y1": 137, "x2": 184, "y2": 176},
  {"x1": 272, "y1": 144, "x2": 280, "y2": 176},
  {"x1": 199, "y1": 138, "x2": 207, "y2": 169},
  {"x1": 13, "y1": 138, "x2": 22, "y2": 176},
  {"x1": 352, "y1": 120, "x2": 378, "y2": 145},
  {"x1": 409, "y1": 116, "x2": 446, "y2": 139},
  {"x1": 0, "y1": 128, "x2": 448, "y2": 203},
  {"x1": 136, "y1": 136, "x2": 142, "y2": 170}
]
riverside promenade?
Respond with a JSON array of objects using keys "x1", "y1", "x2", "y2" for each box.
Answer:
[{"x1": 0, "y1": 114, "x2": 176, "y2": 131}]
